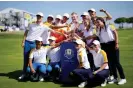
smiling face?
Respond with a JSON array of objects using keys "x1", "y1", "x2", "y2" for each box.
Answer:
[
  {"x1": 62, "y1": 16, "x2": 68, "y2": 23},
  {"x1": 35, "y1": 41, "x2": 43, "y2": 49},
  {"x1": 90, "y1": 44, "x2": 100, "y2": 52},
  {"x1": 36, "y1": 15, "x2": 43, "y2": 22},
  {"x1": 55, "y1": 18, "x2": 61, "y2": 24},
  {"x1": 49, "y1": 39, "x2": 55, "y2": 46},
  {"x1": 47, "y1": 17, "x2": 53, "y2": 23},
  {"x1": 96, "y1": 19, "x2": 104, "y2": 27},
  {"x1": 83, "y1": 20, "x2": 90, "y2": 30},
  {"x1": 89, "y1": 11, "x2": 96, "y2": 18},
  {"x1": 71, "y1": 14, "x2": 78, "y2": 23},
  {"x1": 81, "y1": 15, "x2": 88, "y2": 22}
]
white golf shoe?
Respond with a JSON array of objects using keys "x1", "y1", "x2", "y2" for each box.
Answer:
[
  {"x1": 118, "y1": 79, "x2": 127, "y2": 85},
  {"x1": 78, "y1": 81, "x2": 87, "y2": 88}
]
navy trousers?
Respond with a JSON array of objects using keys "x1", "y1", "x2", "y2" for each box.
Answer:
[
  {"x1": 94, "y1": 69, "x2": 109, "y2": 81},
  {"x1": 72, "y1": 68, "x2": 93, "y2": 82},
  {"x1": 101, "y1": 41, "x2": 125, "y2": 79}
]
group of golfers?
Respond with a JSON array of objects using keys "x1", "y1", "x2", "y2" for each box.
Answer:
[{"x1": 18, "y1": 8, "x2": 126, "y2": 88}]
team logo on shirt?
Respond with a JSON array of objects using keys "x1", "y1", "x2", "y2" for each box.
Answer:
[{"x1": 64, "y1": 49, "x2": 74, "y2": 59}]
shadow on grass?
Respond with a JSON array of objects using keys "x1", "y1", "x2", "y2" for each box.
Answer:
[
  {"x1": 0, "y1": 70, "x2": 29, "y2": 82},
  {"x1": 0, "y1": 71, "x2": 102, "y2": 87},
  {"x1": 59, "y1": 80, "x2": 101, "y2": 88},
  {"x1": 60, "y1": 84, "x2": 100, "y2": 88}
]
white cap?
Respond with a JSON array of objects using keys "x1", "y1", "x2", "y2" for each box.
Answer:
[
  {"x1": 81, "y1": 12, "x2": 89, "y2": 16},
  {"x1": 36, "y1": 37, "x2": 43, "y2": 41},
  {"x1": 36, "y1": 12, "x2": 44, "y2": 17},
  {"x1": 48, "y1": 15, "x2": 54, "y2": 19},
  {"x1": 93, "y1": 40, "x2": 100, "y2": 45},
  {"x1": 49, "y1": 36, "x2": 56, "y2": 41},
  {"x1": 88, "y1": 8, "x2": 96, "y2": 12},
  {"x1": 75, "y1": 39, "x2": 83, "y2": 45},
  {"x1": 63, "y1": 13, "x2": 69, "y2": 19},
  {"x1": 56, "y1": 15, "x2": 62, "y2": 20},
  {"x1": 75, "y1": 39, "x2": 85, "y2": 48}
]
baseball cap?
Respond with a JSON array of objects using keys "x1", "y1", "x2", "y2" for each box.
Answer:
[
  {"x1": 36, "y1": 12, "x2": 44, "y2": 17},
  {"x1": 92, "y1": 40, "x2": 100, "y2": 45},
  {"x1": 88, "y1": 8, "x2": 96, "y2": 12},
  {"x1": 49, "y1": 36, "x2": 56, "y2": 41},
  {"x1": 48, "y1": 15, "x2": 54, "y2": 19},
  {"x1": 36, "y1": 37, "x2": 43, "y2": 41},
  {"x1": 56, "y1": 15, "x2": 62, "y2": 20},
  {"x1": 81, "y1": 12, "x2": 89, "y2": 17},
  {"x1": 74, "y1": 39, "x2": 85, "y2": 48},
  {"x1": 63, "y1": 13, "x2": 69, "y2": 19}
]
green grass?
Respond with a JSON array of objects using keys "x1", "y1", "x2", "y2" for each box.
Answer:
[{"x1": 0, "y1": 30, "x2": 133, "y2": 88}]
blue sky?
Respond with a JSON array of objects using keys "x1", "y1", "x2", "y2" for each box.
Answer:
[{"x1": 0, "y1": 1, "x2": 133, "y2": 27}]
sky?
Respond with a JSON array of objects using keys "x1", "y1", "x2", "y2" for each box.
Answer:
[{"x1": 0, "y1": 1, "x2": 133, "y2": 27}]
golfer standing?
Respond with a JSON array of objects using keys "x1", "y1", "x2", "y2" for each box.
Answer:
[
  {"x1": 19, "y1": 12, "x2": 52, "y2": 80},
  {"x1": 95, "y1": 17, "x2": 126, "y2": 85}
]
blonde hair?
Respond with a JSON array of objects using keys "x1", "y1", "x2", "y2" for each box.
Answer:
[
  {"x1": 71, "y1": 12, "x2": 78, "y2": 16},
  {"x1": 84, "y1": 20, "x2": 91, "y2": 31}
]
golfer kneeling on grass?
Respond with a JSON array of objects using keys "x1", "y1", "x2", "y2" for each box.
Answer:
[
  {"x1": 27, "y1": 37, "x2": 49, "y2": 82},
  {"x1": 70, "y1": 39, "x2": 93, "y2": 88},
  {"x1": 90, "y1": 40, "x2": 109, "y2": 87},
  {"x1": 46, "y1": 36, "x2": 61, "y2": 81}
]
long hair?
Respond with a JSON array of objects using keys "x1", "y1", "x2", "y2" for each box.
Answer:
[
  {"x1": 84, "y1": 20, "x2": 91, "y2": 31},
  {"x1": 96, "y1": 17, "x2": 107, "y2": 35}
]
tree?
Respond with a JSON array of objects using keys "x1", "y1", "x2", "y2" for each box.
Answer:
[
  {"x1": 128, "y1": 17, "x2": 133, "y2": 28},
  {"x1": 114, "y1": 17, "x2": 127, "y2": 28},
  {"x1": 114, "y1": 18, "x2": 121, "y2": 28},
  {"x1": 120, "y1": 17, "x2": 127, "y2": 28}
]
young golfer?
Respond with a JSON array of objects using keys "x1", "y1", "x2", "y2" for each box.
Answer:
[{"x1": 71, "y1": 39, "x2": 92, "y2": 88}]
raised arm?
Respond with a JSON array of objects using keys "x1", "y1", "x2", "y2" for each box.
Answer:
[
  {"x1": 100, "y1": 8, "x2": 112, "y2": 20},
  {"x1": 83, "y1": 34, "x2": 97, "y2": 40},
  {"x1": 50, "y1": 25, "x2": 68, "y2": 29}
]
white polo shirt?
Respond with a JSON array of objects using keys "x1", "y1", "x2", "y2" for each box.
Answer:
[
  {"x1": 83, "y1": 27, "x2": 96, "y2": 45},
  {"x1": 77, "y1": 48, "x2": 90, "y2": 69},
  {"x1": 29, "y1": 46, "x2": 50, "y2": 64},
  {"x1": 92, "y1": 49, "x2": 109, "y2": 69},
  {"x1": 70, "y1": 22, "x2": 80, "y2": 32},
  {"x1": 26, "y1": 23, "x2": 51, "y2": 42},
  {"x1": 41, "y1": 25, "x2": 51, "y2": 44},
  {"x1": 96, "y1": 25, "x2": 115, "y2": 43},
  {"x1": 78, "y1": 23, "x2": 85, "y2": 32},
  {"x1": 47, "y1": 46, "x2": 60, "y2": 63}
]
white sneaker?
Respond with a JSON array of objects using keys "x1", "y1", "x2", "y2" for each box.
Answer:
[
  {"x1": 18, "y1": 74, "x2": 25, "y2": 80},
  {"x1": 118, "y1": 79, "x2": 127, "y2": 85},
  {"x1": 107, "y1": 76, "x2": 114, "y2": 82},
  {"x1": 39, "y1": 76, "x2": 44, "y2": 82},
  {"x1": 108, "y1": 78, "x2": 118, "y2": 84},
  {"x1": 78, "y1": 81, "x2": 87, "y2": 88},
  {"x1": 101, "y1": 80, "x2": 107, "y2": 87},
  {"x1": 110, "y1": 76, "x2": 114, "y2": 80}
]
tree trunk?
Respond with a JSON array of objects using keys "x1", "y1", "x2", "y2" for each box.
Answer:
[
  {"x1": 122, "y1": 23, "x2": 124, "y2": 28},
  {"x1": 119, "y1": 24, "x2": 121, "y2": 28},
  {"x1": 120, "y1": 23, "x2": 122, "y2": 28}
]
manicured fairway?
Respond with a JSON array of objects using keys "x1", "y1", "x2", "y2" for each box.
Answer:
[{"x1": 0, "y1": 29, "x2": 133, "y2": 88}]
